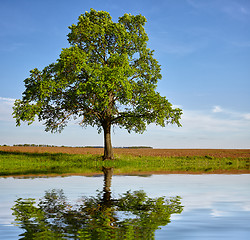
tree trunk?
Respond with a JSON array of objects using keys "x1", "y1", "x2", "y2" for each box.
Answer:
[
  {"x1": 102, "y1": 167, "x2": 113, "y2": 193},
  {"x1": 103, "y1": 121, "x2": 114, "y2": 160},
  {"x1": 101, "y1": 167, "x2": 113, "y2": 208}
]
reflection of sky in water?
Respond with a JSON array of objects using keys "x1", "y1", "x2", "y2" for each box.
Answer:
[{"x1": 1, "y1": 174, "x2": 250, "y2": 239}]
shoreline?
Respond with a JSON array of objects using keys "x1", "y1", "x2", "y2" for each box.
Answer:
[{"x1": 2, "y1": 169, "x2": 250, "y2": 178}]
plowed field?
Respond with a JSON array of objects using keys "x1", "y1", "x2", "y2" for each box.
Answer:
[{"x1": 1, "y1": 146, "x2": 250, "y2": 158}]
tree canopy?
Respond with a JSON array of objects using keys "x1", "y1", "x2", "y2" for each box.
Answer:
[
  {"x1": 12, "y1": 190, "x2": 183, "y2": 239},
  {"x1": 13, "y1": 9, "x2": 182, "y2": 159},
  {"x1": 12, "y1": 167, "x2": 183, "y2": 239}
]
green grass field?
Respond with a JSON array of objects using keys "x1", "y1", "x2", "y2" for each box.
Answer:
[{"x1": 1, "y1": 151, "x2": 250, "y2": 177}]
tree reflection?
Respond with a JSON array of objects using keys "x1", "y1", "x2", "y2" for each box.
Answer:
[{"x1": 12, "y1": 168, "x2": 183, "y2": 239}]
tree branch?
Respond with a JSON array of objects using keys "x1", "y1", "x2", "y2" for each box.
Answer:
[
  {"x1": 111, "y1": 111, "x2": 151, "y2": 123},
  {"x1": 52, "y1": 112, "x2": 75, "y2": 129}
]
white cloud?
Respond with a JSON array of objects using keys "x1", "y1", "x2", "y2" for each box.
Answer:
[
  {"x1": 0, "y1": 97, "x2": 15, "y2": 103},
  {"x1": 133, "y1": 105, "x2": 250, "y2": 148},
  {"x1": 211, "y1": 106, "x2": 250, "y2": 122},
  {"x1": 212, "y1": 105, "x2": 223, "y2": 113},
  {"x1": 0, "y1": 97, "x2": 15, "y2": 121},
  {"x1": 243, "y1": 113, "x2": 250, "y2": 120},
  {"x1": 181, "y1": 109, "x2": 249, "y2": 133}
]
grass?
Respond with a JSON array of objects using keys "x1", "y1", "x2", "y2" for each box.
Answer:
[{"x1": 0, "y1": 151, "x2": 250, "y2": 177}]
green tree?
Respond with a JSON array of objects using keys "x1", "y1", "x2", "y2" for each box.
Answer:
[
  {"x1": 13, "y1": 9, "x2": 182, "y2": 159},
  {"x1": 12, "y1": 190, "x2": 183, "y2": 240},
  {"x1": 12, "y1": 168, "x2": 183, "y2": 239}
]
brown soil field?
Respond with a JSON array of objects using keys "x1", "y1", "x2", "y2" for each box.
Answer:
[{"x1": 1, "y1": 146, "x2": 250, "y2": 158}]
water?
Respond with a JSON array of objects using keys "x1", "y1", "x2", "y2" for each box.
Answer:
[{"x1": 0, "y1": 174, "x2": 250, "y2": 239}]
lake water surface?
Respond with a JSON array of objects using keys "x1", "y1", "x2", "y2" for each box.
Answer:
[{"x1": 0, "y1": 174, "x2": 250, "y2": 239}]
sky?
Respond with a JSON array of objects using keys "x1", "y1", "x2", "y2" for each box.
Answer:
[{"x1": 0, "y1": 0, "x2": 249, "y2": 148}]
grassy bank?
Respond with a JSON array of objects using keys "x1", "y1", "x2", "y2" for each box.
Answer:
[{"x1": 1, "y1": 151, "x2": 250, "y2": 177}]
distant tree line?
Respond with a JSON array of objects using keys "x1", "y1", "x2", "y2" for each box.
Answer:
[{"x1": 1, "y1": 144, "x2": 152, "y2": 149}]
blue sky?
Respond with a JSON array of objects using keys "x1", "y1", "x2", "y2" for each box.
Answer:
[{"x1": 0, "y1": 0, "x2": 249, "y2": 148}]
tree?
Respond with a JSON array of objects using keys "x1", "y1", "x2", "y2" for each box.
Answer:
[
  {"x1": 12, "y1": 168, "x2": 183, "y2": 239},
  {"x1": 13, "y1": 9, "x2": 182, "y2": 159}
]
